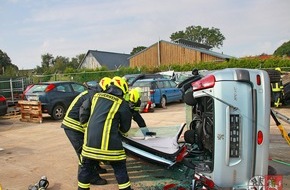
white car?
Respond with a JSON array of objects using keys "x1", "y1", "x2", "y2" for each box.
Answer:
[{"x1": 183, "y1": 68, "x2": 271, "y2": 189}]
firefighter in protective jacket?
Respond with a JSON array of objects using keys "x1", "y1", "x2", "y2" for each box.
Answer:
[
  {"x1": 271, "y1": 67, "x2": 284, "y2": 107},
  {"x1": 78, "y1": 76, "x2": 133, "y2": 190},
  {"x1": 61, "y1": 78, "x2": 111, "y2": 185}
]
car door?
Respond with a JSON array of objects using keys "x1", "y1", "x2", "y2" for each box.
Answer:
[
  {"x1": 49, "y1": 83, "x2": 75, "y2": 109},
  {"x1": 168, "y1": 80, "x2": 182, "y2": 102},
  {"x1": 152, "y1": 81, "x2": 162, "y2": 104},
  {"x1": 161, "y1": 80, "x2": 174, "y2": 102}
]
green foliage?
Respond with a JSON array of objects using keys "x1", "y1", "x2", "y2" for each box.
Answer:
[
  {"x1": 41, "y1": 53, "x2": 54, "y2": 68},
  {"x1": 274, "y1": 40, "x2": 290, "y2": 56},
  {"x1": 170, "y1": 31, "x2": 185, "y2": 41},
  {"x1": 170, "y1": 25, "x2": 226, "y2": 49},
  {"x1": 130, "y1": 46, "x2": 147, "y2": 55},
  {"x1": 0, "y1": 49, "x2": 18, "y2": 75}
]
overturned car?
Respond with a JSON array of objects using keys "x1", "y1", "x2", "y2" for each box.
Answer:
[{"x1": 122, "y1": 68, "x2": 271, "y2": 189}]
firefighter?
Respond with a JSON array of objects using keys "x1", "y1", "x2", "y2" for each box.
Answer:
[
  {"x1": 126, "y1": 87, "x2": 152, "y2": 136},
  {"x1": 271, "y1": 67, "x2": 284, "y2": 107},
  {"x1": 61, "y1": 77, "x2": 112, "y2": 186},
  {"x1": 78, "y1": 76, "x2": 133, "y2": 190}
]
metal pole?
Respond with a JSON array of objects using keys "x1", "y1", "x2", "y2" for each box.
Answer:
[
  {"x1": 157, "y1": 39, "x2": 161, "y2": 67},
  {"x1": 10, "y1": 78, "x2": 14, "y2": 103}
]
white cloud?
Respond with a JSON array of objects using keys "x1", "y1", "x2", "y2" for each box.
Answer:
[{"x1": 1, "y1": 0, "x2": 290, "y2": 69}]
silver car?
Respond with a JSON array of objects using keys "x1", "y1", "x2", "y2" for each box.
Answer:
[{"x1": 184, "y1": 68, "x2": 271, "y2": 189}]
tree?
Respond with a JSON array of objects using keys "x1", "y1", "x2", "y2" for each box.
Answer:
[
  {"x1": 54, "y1": 56, "x2": 70, "y2": 73},
  {"x1": 0, "y1": 49, "x2": 18, "y2": 75},
  {"x1": 170, "y1": 31, "x2": 186, "y2": 41},
  {"x1": 70, "y1": 53, "x2": 85, "y2": 69},
  {"x1": 130, "y1": 46, "x2": 147, "y2": 55},
  {"x1": 41, "y1": 53, "x2": 54, "y2": 68},
  {"x1": 170, "y1": 25, "x2": 226, "y2": 49},
  {"x1": 274, "y1": 40, "x2": 290, "y2": 56}
]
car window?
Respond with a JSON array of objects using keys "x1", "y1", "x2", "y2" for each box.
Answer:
[
  {"x1": 71, "y1": 83, "x2": 86, "y2": 93},
  {"x1": 157, "y1": 81, "x2": 164, "y2": 88},
  {"x1": 56, "y1": 84, "x2": 72, "y2": 92},
  {"x1": 132, "y1": 81, "x2": 151, "y2": 88},
  {"x1": 163, "y1": 80, "x2": 172, "y2": 88},
  {"x1": 151, "y1": 82, "x2": 157, "y2": 89},
  {"x1": 27, "y1": 84, "x2": 48, "y2": 92},
  {"x1": 169, "y1": 80, "x2": 177, "y2": 87}
]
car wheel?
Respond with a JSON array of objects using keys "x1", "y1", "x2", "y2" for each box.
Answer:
[
  {"x1": 161, "y1": 96, "x2": 167, "y2": 108},
  {"x1": 52, "y1": 105, "x2": 65, "y2": 120},
  {"x1": 265, "y1": 69, "x2": 281, "y2": 83}
]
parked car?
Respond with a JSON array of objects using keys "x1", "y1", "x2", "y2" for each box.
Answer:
[
  {"x1": 83, "y1": 80, "x2": 98, "y2": 89},
  {"x1": 0, "y1": 95, "x2": 8, "y2": 116},
  {"x1": 182, "y1": 68, "x2": 271, "y2": 189},
  {"x1": 132, "y1": 78, "x2": 183, "y2": 108},
  {"x1": 123, "y1": 73, "x2": 164, "y2": 86},
  {"x1": 23, "y1": 81, "x2": 87, "y2": 120}
]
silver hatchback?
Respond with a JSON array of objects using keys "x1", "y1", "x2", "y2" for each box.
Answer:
[{"x1": 184, "y1": 68, "x2": 271, "y2": 189}]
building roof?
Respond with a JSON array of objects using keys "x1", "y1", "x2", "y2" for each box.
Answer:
[
  {"x1": 80, "y1": 50, "x2": 130, "y2": 70},
  {"x1": 130, "y1": 39, "x2": 234, "y2": 60}
]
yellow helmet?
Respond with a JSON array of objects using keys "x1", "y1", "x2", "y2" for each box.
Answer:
[
  {"x1": 275, "y1": 67, "x2": 281, "y2": 72},
  {"x1": 99, "y1": 77, "x2": 111, "y2": 91},
  {"x1": 129, "y1": 88, "x2": 141, "y2": 103},
  {"x1": 112, "y1": 76, "x2": 129, "y2": 94}
]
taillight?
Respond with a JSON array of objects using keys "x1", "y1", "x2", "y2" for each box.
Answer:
[
  {"x1": 0, "y1": 95, "x2": 6, "y2": 101},
  {"x1": 23, "y1": 84, "x2": 34, "y2": 94},
  {"x1": 191, "y1": 75, "x2": 215, "y2": 91},
  {"x1": 256, "y1": 74, "x2": 261, "y2": 85},
  {"x1": 45, "y1": 84, "x2": 56, "y2": 92},
  {"x1": 257, "y1": 130, "x2": 263, "y2": 145},
  {"x1": 150, "y1": 89, "x2": 155, "y2": 94}
]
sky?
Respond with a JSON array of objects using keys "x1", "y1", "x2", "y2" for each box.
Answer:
[{"x1": 0, "y1": 0, "x2": 289, "y2": 70}]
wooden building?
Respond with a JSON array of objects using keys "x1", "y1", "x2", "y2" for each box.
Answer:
[{"x1": 130, "y1": 39, "x2": 233, "y2": 67}]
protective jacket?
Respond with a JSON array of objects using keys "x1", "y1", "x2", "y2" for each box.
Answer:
[
  {"x1": 124, "y1": 93, "x2": 146, "y2": 128},
  {"x1": 80, "y1": 88, "x2": 132, "y2": 161},
  {"x1": 271, "y1": 82, "x2": 283, "y2": 92},
  {"x1": 61, "y1": 89, "x2": 98, "y2": 133}
]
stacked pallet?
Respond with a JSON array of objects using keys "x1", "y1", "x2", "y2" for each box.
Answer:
[{"x1": 18, "y1": 100, "x2": 42, "y2": 123}]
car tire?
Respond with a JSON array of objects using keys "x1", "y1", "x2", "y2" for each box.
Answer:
[
  {"x1": 52, "y1": 104, "x2": 65, "y2": 120},
  {"x1": 160, "y1": 96, "x2": 167, "y2": 109}
]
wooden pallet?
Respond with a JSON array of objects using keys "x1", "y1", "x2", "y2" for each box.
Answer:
[
  {"x1": 18, "y1": 100, "x2": 43, "y2": 123},
  {"x1": 6, "y1": 106, "x2": 21, "y2": 116}
]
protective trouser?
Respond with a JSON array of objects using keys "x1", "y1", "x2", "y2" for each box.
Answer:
[
  {"x1": 64, "y1": 128, "x2": 83, "y2": 158},
  {"x1": 110, "y1": 160, "x2": 132, "y2": 190},
  {"x1": 78, "y1": 158, "x2": 102, "y2": 190},
  {"x1": 64, "y1": 129, "x2": 104, "y2": 178}
]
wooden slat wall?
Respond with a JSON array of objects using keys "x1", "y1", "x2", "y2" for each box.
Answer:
[{"x1": 130, "y1": 41, "x2": 225, "y2": 67}]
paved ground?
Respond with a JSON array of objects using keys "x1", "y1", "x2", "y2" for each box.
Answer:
[{"x1": 0, "y1": 103, "x2": 289, "y2": 190}]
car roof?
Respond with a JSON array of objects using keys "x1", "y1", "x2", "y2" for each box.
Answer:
[
  {"x1": 134, "y1": 78, "x2": 171, "y2": 82},
  {"x1": 39, "y1": 81, "x2": 77, "y2": 84}
]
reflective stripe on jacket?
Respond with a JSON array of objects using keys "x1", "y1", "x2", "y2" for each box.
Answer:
[
  {"x1": 61, "y1": 90, "x2": 96, "y2": 133},
  {"x1": 272, "y1": 82, "x2": 283, "y2": 92},
  {"x1": 80, "y1": 92, "x2": 132, "y2": 161}
]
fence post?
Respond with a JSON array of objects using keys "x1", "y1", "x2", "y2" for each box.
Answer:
[{"x1": 9, "y1": 78, "x2": 14, "y2": 103}]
